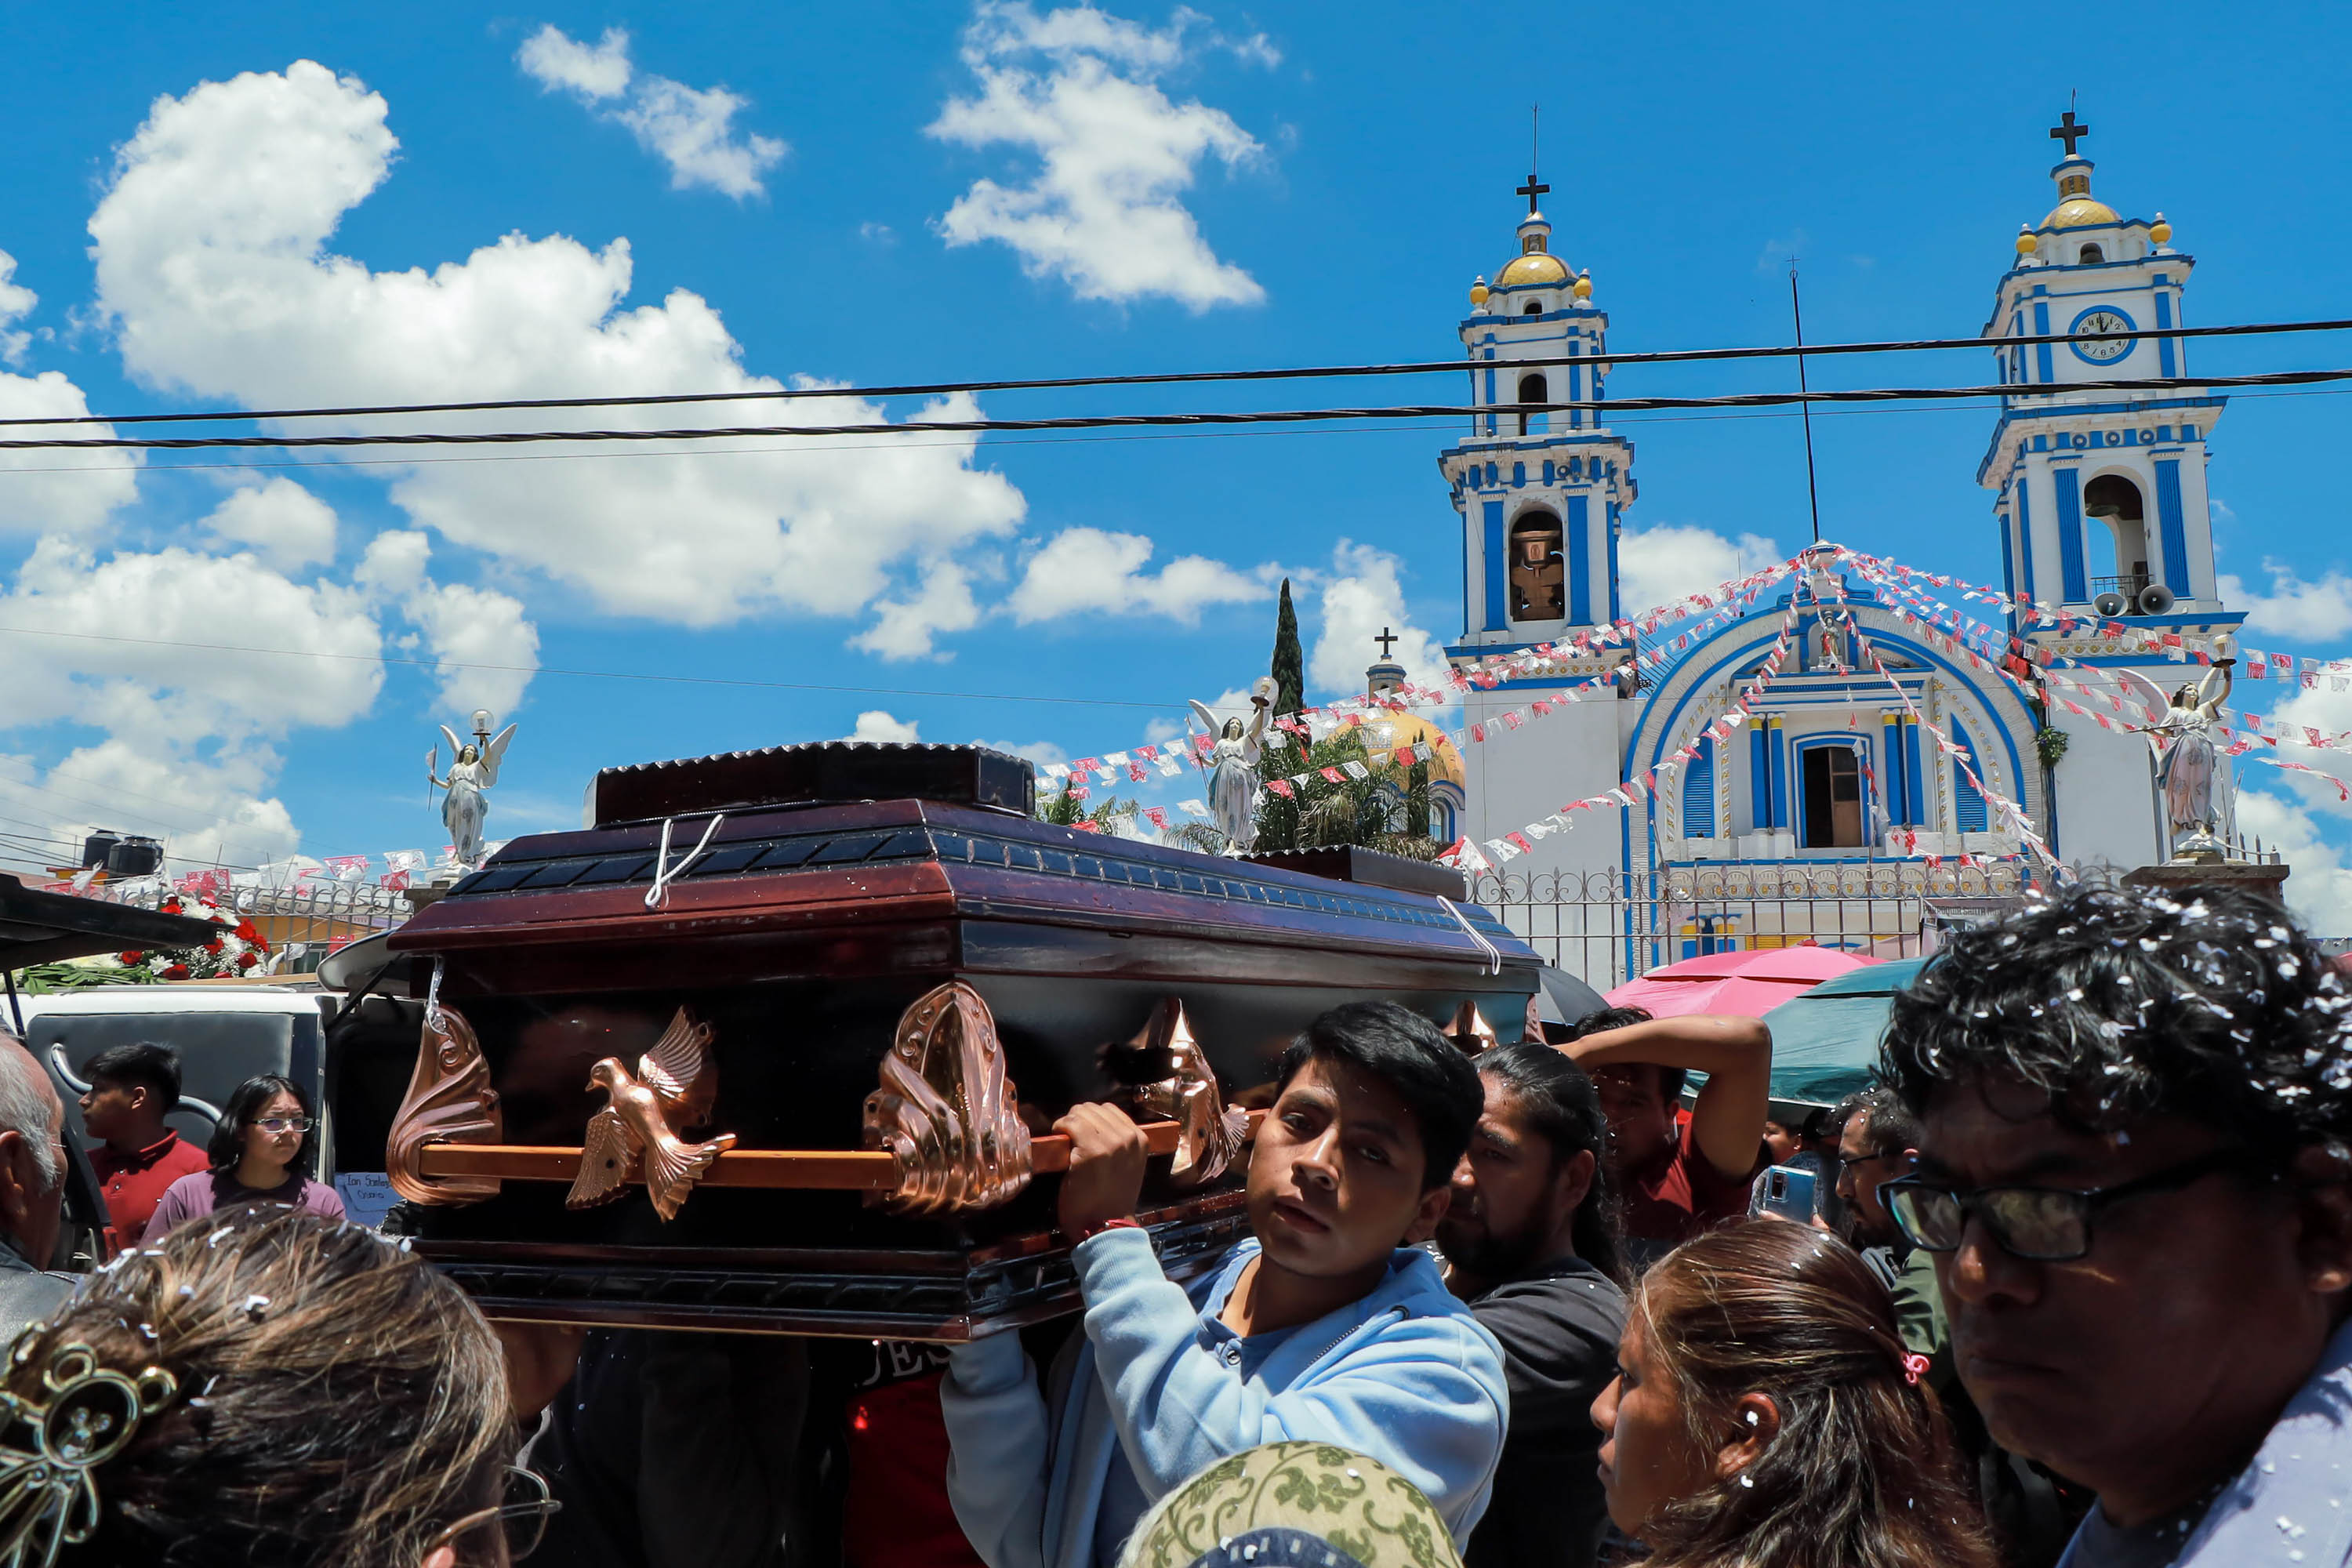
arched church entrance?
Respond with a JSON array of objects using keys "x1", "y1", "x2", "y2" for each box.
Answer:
[{"x1": 1796, "y1": 739, "x2": 1868, "y2": 849}]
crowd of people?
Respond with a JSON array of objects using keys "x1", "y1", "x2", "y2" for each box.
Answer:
[{"x1": 0, "y1": 879, "x2": 2334, "y2": 1568}]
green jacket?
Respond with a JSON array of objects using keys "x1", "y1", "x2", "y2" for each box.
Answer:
[{"x1": 1889, "y1": 1244, "x2": 1955, "y2": 1399}]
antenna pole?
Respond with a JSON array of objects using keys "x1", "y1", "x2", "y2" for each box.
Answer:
[{"x1": 1790, "y1": 260, "x2": 1823, "y2": 545}]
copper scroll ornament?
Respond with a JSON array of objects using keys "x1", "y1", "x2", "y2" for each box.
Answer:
[
  {"x1": 863, "y1": 981, "x2": 1033, "y2": 1216},
  {"x1": 387, "y1": 1004, "x2": 506, "y2": 1207},
  {"x1": 564, "y1": 1007, "x2": 737, "y2": 1222},
  {"x1": 1104, "y1": 998, "x2": 1245, "y2": 1187}
]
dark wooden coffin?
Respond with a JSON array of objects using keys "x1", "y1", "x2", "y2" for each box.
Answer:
[{"x1": 376, "y1": 742, "x2": 1537, "y2": 1339}]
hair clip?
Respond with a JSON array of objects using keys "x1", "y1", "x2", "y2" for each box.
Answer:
[
  {"x1": 0, "y1": 1330, "x2": 178, "y2": 1567},
  {"x1": 1900, "y1": 1352, "x2": 1930, "y2": 1387}
]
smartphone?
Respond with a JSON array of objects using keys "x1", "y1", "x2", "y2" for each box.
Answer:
[{"x1": 1759, "y1": 1164, "x2": 1818, "y2": 1222}]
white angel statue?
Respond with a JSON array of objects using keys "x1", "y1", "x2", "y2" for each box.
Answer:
[
  {"x1": 1187, "y1": 677, "x2": 1277, "y2": 855},
  {"x1": 428, "y1": 711, "x2": 519, "y2": 869},
  {"x1": 2112, "y1": 633, "x2": 2238, "y2": 857}
]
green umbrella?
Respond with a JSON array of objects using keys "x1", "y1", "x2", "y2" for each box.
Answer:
[{"x1": 1761, "y1": 956, "x2": 1931, "y2": 1106}]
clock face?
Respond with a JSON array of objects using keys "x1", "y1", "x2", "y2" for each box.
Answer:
[{"x1": 2071, "y1": 309, "x2": 2134, "y2": 363}]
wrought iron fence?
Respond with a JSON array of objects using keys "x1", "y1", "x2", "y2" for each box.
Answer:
[{"x1": 1472, "y1": 860, "x2": 2039, "y2": 991}]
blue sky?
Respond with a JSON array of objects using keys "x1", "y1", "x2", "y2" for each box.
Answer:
[{"x1": 4, "y1": 1, "x2": 2351, "y2": 910}]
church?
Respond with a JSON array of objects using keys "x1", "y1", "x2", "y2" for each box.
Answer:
[{"x1": 1440, "y1": 116, "x2": 2245, "y2": 959}]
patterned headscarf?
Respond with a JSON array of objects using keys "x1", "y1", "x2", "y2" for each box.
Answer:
[{"x1": 1116, "y1": 1443, "x2": 1462, "y2": 1568}]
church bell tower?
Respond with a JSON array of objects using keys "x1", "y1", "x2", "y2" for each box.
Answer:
[
  {"x1": 1978, "y1": 111, "x2": 2225, "y2": 618},
  {"x1": 1440, "y1": 166, "x2": 1637, "y2": 651}
]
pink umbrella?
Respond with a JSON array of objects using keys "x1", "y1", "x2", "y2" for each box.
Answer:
[{"x1": 1605, "y1": 942, "x2": 1882, "y2": 1020}]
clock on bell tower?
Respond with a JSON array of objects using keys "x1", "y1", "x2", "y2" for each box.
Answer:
[{"x1": 1976, "y1": 111, "x2": 2227, "y2": 618}]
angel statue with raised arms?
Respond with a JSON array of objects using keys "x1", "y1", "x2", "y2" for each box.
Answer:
[
  {"x1": 2114, "y1": 633, "x2": 2238, "y2": 858},
  {"x1": 1187, "y1": 676, "x2": 1277, "y2": 855},
  {"x1": 428, "y1": 710, "x2": 518, "y2": 869}
]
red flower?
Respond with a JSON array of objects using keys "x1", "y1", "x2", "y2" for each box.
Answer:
[
  {"x1": 234, "y1": 951, "x2": 260, "y2": 971},
  {"x1": 159, "y1": 964, "x2": 191, "y2": 981},
  {"x1": 204, "y1": 938, "x2": 224, "y2": 955},
  {"x1": 117, "y1": 951, "x2": 143, "y2": 965},
  {"x1": 158, "y1": 899, "x2": 182, "y2": 916},
  {"x1": 234, "y1": 920, "x2": 263, "y2": 944}
]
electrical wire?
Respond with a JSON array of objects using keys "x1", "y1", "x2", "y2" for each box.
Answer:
[
  {"x1": 7, "y1": 315, "x2": 2350, "y2": 430},
  {"x1": 0, "y1": 368, "x2": 2337, "y2": 452}
]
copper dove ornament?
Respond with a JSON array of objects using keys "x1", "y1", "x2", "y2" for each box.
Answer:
[{"x1": 564, "y1": 1007, "x2": 736, "y2": 1221}]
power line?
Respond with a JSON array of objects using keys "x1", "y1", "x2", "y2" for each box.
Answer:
[
  {"x1": 2, "y1": 368, "x2": 2341, "y2": 453},
  {"x1": 7, "y1": 315, "x2": 2347, "y2": 431},
  {"x1": 15, "y1": 376, "x2": 2352, "y2": 481}
]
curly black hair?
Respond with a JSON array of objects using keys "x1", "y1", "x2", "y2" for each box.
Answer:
[{"x1": 1882, "y1": 881, "x2": 2352, "y2": 1159}]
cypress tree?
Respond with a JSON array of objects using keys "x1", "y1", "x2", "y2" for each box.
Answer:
[{"x1": 1270, "y1": 578, "x2": 1305, "y2": 718}]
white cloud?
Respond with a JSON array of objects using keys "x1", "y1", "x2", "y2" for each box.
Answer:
[
  {"x1": 0, "y1": 535, "x2": 383, "y2": 742},
  {"x1": 851, "y1": 560, "x2": 982, "y2": 660},
  {"x1": 354, "y1": 529, "x2": 539, "y2": 717},
  {"x1": 516, "y1": 24, "x2": 632, "y2": 99},
  {"x1": 0, "y1": 250, "x2": 34, "y2": 366},
  {"x1": 2220, "y1": 561, "x2": 2352, "y2": 644},
  {"x1": 2232, "y1": 789, "x2": 2352, "y2": 938},
  {"x1": 11, "y1": 742, "x2": 305, "y2": 871},
  {"x1": 88, "y1": 61, "x2": 1025, "y2": 646},
  {"x1": 1306, "y1": 541, "x2": 1449, "y2": 697},
  {"x1": 202, "y1": 478, "x2": 337, "y2": 570},
  {"x1": 518, "y1": 26, "x2": 786, "y2": 198},
  {"x1": 927, "y1": 2, "x2": 1266, "y2": 310},
  {"x1": 1007, "y1": 526, "x2": 1270, "y2": 623},
  {"x1": 1617, "y1": 521, "x2": 1784, "y2": 619},
  {"x1": 0, "y1": 254, "x2": 137, "y2": 533},
  {"x1": 849, "y1": 710, "x2": 920, "y2": 742}
]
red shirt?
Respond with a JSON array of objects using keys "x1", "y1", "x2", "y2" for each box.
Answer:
[
  {"x1": 1620, "y1": 1109, "x2": 1765, "y2": 1248},
  {"x1": 87, "y1": 1131, "x2": 211, "y2": 1254},
  {"x1": 842, "y1": 1344, "x2": 985, "y2": 1568}
]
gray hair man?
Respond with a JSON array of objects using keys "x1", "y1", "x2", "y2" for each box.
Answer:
[{"x1": 0, "y1": 1033, "x2": 71, "y2": 1330}]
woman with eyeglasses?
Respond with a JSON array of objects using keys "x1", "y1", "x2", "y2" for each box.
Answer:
[
  {"x1": 1590, "y1": 1218, "x2": 1996, "y2": 1568},
  {"x1": 147, "y1": 1073, "x2": 346, "y2": 1237},
  {"x1": 0, "y1": 1205, "x2": 556, "y2": 1566}
]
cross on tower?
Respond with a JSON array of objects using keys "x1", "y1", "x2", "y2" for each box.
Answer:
[
  {"x1": 1515, "y1": 172, "x2": 1549, "y2": 214},
  {"x1": 1374, "y1": 626, "x2": 1399, "y2": 658},
  {"x1": 2049, "y1": 111, "x2": 2091, "y2": 157}
]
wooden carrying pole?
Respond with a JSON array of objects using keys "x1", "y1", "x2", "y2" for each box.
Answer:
[{"x1": 413, "y1": 1112, "x2": 1255, "y2": 1192}]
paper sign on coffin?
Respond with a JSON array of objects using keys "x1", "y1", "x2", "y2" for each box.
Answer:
[{"x1": 374, "y1": 742, "x2": 1538, "y2": 1341}]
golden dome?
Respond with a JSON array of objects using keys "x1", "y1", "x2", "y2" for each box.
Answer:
[
  {"x1": 2042, "y1": 196, "x2": 2119, "y2": 228},
  {"x1": 1497, "y1": 251, "x2": 1570, "y2": 288},
  {"x1": 2151, "y1": 212, "x2": 2172, "y2": 245},
  {"x1": 1367, "y1": 712, "x2": 1466, "y2": 787}
]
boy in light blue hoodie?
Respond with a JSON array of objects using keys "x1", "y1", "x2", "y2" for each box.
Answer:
[{"x1": 942, "y1": 1001, "x2": 1510, "y2": 1568}]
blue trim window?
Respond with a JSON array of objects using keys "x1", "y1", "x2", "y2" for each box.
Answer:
[
  {"x1": 1951, "y1": 719, "x2": 1989, "y2": 833},
  {"x1": 1682, "y1": 736, "x2": 1715, "y2": 838},
  {"x1": 2053, "y1": 467, "x2": 2087, "y2": 604}
]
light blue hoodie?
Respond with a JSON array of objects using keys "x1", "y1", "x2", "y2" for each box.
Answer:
[{"x1": 942, "y1": 1229, "x2": 1508, "y2": 1568}]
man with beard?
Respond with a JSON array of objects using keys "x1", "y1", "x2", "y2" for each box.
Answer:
[{"x1": 1440, "y1": 1042, "x2": 1628, "y2": 1568}]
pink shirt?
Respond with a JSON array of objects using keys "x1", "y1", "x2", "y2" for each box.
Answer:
[{"x1": 147, "y1": 1170, "x2": 347, "y2": 1239}]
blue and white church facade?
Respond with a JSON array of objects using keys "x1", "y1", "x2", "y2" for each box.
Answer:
[{"x1": 1446, "y1": 124, "x2": 2244, "y2": 931}]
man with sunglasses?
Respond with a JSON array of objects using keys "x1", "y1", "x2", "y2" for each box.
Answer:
[{"x1": 1884, "y1": 883, "x2": 2352, "y2": 1568}]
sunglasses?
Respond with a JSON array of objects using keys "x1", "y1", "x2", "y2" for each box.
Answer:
[
  {"x1": 1881, "y1": 1147, "x2": 2276, "y2": 1262},
  {"x1": 426, "y1": 1465, "x2": 561, "y2": 1561},
  {"x1": 252, "y1": 1117, "x2": 314, "y2": 1134}
]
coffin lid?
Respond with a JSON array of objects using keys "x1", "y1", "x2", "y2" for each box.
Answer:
[{"x1": 586, "y1": 741, "x2": 1034, "y2": 828}]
